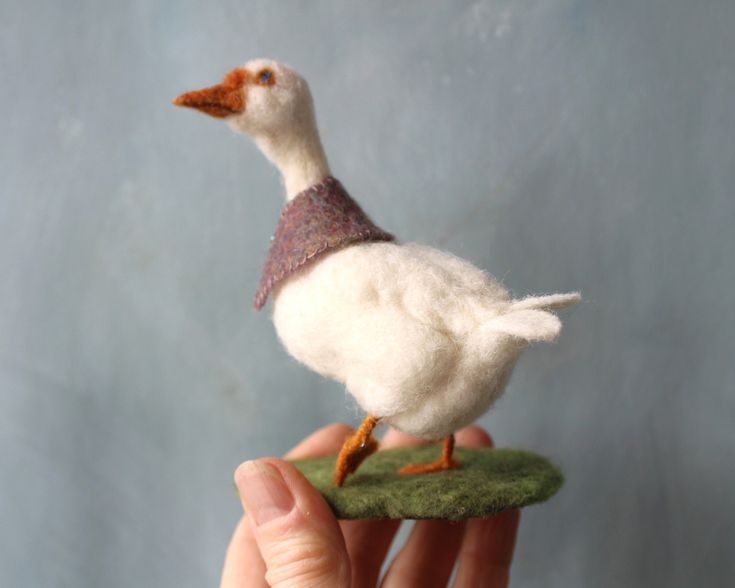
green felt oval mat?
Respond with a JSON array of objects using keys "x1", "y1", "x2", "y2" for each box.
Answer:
[{"x1": 291, "y1": 446, "x2": 564, "y2": 520}]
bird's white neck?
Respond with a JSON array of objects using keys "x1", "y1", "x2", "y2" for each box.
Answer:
[{"x1": 255, "y1": 122, "x2": 330, "y2": 201}]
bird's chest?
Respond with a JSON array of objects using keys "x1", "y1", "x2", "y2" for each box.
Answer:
[{"x1": 269, "y1": 250, "x2": 371, "y2": 380}]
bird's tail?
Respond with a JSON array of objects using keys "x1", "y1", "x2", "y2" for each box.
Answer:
[
  {"x1": 481, "y1": 292, "x2": 580, "y2": 344},
  {"x1": 509, "y1": 291, "x2": 581, "y2": 311}
]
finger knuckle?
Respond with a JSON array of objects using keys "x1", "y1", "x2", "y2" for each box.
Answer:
[{"x1": 264, "y1": 536, "x2": 349, "y2": 587}]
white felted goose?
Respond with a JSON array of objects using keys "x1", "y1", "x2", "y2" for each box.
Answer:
[{"x1": 174, "y1": 59, "x2": 580, "y2": 486}]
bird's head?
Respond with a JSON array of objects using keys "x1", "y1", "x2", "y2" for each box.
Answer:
[
  {"x1": 173, "y1": 58, "x2": 330, "y2": 198},
  {"x1": 172, "y1": 58, "x2": 313, "y2": 139}
]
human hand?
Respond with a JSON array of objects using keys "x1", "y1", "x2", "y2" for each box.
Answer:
[{"x1": 220, "y1": 423, "x2": 520, "y2": 587}]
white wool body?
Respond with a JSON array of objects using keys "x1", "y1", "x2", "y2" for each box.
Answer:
[{"x1": 272, "y1": 241, "x2": 580, "y2": 439}]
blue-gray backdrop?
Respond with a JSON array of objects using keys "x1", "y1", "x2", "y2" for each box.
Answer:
[{"x1": 2, "y1": 1, "x2": 734, "y2": 586}]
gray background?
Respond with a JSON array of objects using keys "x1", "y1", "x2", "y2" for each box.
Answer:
[{"x1": 1, "y1": 0, "x2": 734, "y2": 586}]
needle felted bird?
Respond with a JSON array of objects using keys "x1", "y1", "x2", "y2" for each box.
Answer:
[{"x1": 173, "y1": 59, "x2": 580, "y2": 487}]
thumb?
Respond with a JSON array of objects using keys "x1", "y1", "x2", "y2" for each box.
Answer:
[{"x1": 235, "y1": 458, "x2": 351, "y2": 588}]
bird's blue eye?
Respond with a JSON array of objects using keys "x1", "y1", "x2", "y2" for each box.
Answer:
[{"x1": 258, "y1": 69, "x2": 273, "y2": 84}]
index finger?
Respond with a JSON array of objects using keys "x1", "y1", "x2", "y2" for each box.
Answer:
[
  {"x1": 284, "y1": 423, "x2": 354, "y2": 459},
  {"x1": 381, "y1": 426, "x2": 494, "y2": 588}
]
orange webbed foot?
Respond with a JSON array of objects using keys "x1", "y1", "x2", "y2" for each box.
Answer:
[
  {"x1": 398, "y1": 457, "x2": 461, "y2": 475},
  {"x1": 398, "y1": 434, "x2": 461, "y2": 475}
]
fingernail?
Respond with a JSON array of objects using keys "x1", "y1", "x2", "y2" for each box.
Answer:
[{"x1": 235, "y1": 460, "x2": 295, "y2": 526}]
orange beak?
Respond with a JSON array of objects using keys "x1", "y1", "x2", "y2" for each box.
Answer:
[{"x1": 172, "y1": 68, "x2": 248, "y2": 118}]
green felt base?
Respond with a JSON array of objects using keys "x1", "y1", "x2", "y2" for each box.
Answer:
[{"x1": 291, "y1": 446, "x2": 564, "y2": 520}]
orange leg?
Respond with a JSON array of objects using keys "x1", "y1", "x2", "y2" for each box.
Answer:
[
  {"x1": 398, "y1": 434, "x2": 461, "y2": 475},
  {"x1": 333, "y1": 416, "x2": 380, "y2": 487}
]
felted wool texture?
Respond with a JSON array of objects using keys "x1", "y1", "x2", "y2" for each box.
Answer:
[
  {"x1": 273, "y1": 239, "x2": 580, "y2": 439},
  {"x1": 175, "y1": 59, "x2": 332, "y2": 198},
  {"x1": 254, "y1": 177, "x2": 394, "y2": 309},
  {"x1": 225, "y1": 59, "x2": 332, "y2": 199},
  {"x1": 172, "y1": 68, "x2": 247, "y2": 118},
  {"x1": 176, "y1": 58, "x2": 580, "y2": 441},
  {"x1": 291, "y1": 446, "x2": 564, "y2": 520}
]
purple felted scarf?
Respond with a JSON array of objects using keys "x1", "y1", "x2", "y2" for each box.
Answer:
[{"x1": 254, "y1": 176, "x2": 395, "y2": 310}]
